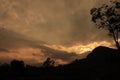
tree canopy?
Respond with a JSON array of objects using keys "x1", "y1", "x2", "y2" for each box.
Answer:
[{"x1": 90, "y1": 1, "x2": 120, "y2": 49}]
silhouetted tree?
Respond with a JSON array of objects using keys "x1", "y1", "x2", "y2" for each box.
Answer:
[
  {"x1": 0, "y1": 63, "x2": 10, "y2": 70},
  {"x1": 10, "y1": 59, "x2": 25, "y2": 71},
  {"x1": 90, "y1": 1, "x2": 120, "y2": 49},
  {"x1": 43, "y1": 57, "x2": 55, "y2": 67}
]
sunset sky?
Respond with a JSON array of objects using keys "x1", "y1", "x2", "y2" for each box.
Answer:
[{"x1": 0, "y1": 0, "x2": 118, "y2": 65}]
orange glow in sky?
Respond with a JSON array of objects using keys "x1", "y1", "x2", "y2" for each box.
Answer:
[
  {"x1": 0, "y1": 0, "x2": 117, "y2": 65},
  {"x1": 44, "y1": 41, "x2": 113, "y2": 54}
]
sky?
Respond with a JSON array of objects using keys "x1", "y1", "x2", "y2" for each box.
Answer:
[{"x1": 0, "y1": 0, "x2": 118, "y2": 65}]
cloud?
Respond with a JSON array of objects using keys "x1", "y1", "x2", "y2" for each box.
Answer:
[
  {"x1": 0, "y1": 27, "x2": 45, "y2": 49},
  {"x1": 0, "y1": 48, "x2": 9, "y2": 52},
  {"x1": 0, "y1": 43, "x2": 83, "y2": 65},
  {"x1": 0, "y1": 0, "x2": 119, "y2": 65},
  {"x1": 0, "y1": 24, "x2": 112, "y2": 65},
  {"x1": 39, "y1": 46, "x2": 90, "y2": 64},
  {"x1": 0, "y1": 0, "x2": 114, "y2": 46},
  {"x1": 38, "y1": 45, "x2": 78, "y2": 62},
  {"x1": 0, "y1": 27, "x2": 82, "y2": 64}
]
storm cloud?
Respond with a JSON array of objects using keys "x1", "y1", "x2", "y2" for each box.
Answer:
[
  {"x1": 0, "y1": 0, "x2": 114, "y2": 46},
  {"x1": 0, "y1": 0, "x2": 118, "y2": 64},
  {"x1": 0, "y1": 48, "x2": 9, "y2": 52},
  {"x1": 0, "y1": 27, "x2": 82, "y2": 64}
]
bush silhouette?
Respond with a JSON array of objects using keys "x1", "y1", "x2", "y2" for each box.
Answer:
[
  {"x1": 43, "y1": 57, "x2": 55, "y2": 67},
  {"x1": 10, "y1": 59, "x2": 25, "y2": 71}
]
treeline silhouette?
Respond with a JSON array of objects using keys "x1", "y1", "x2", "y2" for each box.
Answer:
[{"x1": 0, "y1": 46, "x2": 120, "y2": 80}]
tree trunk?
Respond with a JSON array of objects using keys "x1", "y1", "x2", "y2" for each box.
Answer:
[
  {"x1": 112, "y1": 31, "x2": 120, "y2": 50},
  {"x1": 115, "y1": 41, "x2": 120, "y2": 50}
]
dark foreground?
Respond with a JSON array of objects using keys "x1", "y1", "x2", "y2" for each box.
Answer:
[{"x1": 0, "y1": 46, "x2": 120, "y2": 80}]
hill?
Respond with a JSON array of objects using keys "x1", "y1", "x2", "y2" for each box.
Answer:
[{"x1": 0, "y1": 46, "x2": 120, "y2": 80}]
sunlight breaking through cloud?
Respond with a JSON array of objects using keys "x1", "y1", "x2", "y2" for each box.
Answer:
[{"x1": 44, "y1": 41, "x2": 114, "y2": 54}]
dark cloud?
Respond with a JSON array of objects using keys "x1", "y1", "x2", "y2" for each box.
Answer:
[
  {"x1": 0, "y1": 0, "x2": 110, "y2": 46},
  {"x1": 0, "y1": 27, "x2": 84, "y2": 63},
  {"x1": 34, "y1": 44, "x2": 90, "y2": 62},
  {"x1": 0, "y1": 0, "x2": 119, "y2": 64},
  {"x1": 41, "y1": 46, "x2": 78, "y2": 61},
  {"x1": 0, "y1": 48, "x2": 9, "y2": 52},
  {"x1": 0, "y1": 27, "x2": 45, "y2": 49},
  {"x1": 33, "y1": 45, "x2": 77, "y2": 62}
]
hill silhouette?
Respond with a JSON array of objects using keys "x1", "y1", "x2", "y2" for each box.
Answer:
[
  {"x1": 0, "y1": 46, "x2": 120, "y2": 80},
  {"x1": 64, "y1": 46, "x2": 120, "y2": 79},
  {"x1": 87, "y1": 46, "x2": 120, "y2": 59}
]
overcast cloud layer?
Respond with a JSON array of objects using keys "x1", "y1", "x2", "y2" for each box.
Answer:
[
  {"x1": 0, "y1": 0, "x2": 114, "y2": 45},
  {"x1": 0, "y1": 0, "x2": 118, "y2": 65}
]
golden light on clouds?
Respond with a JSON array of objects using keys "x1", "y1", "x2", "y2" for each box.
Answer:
[
  {"x1": 0, "y1": 47, "x2": 74, "y2": 65},
  {"x1": 0, "y1": 41, "x2": 113, "y2": 65},
  {"x1": 0, "y1": 0, "x2": 118, "y2": 65},
  {"x1": 0, "y1": 47, "x2": 45, "y2": 64},
  {"x1": 44, "y1": 41, "x2": 113, "y2": 54}
]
